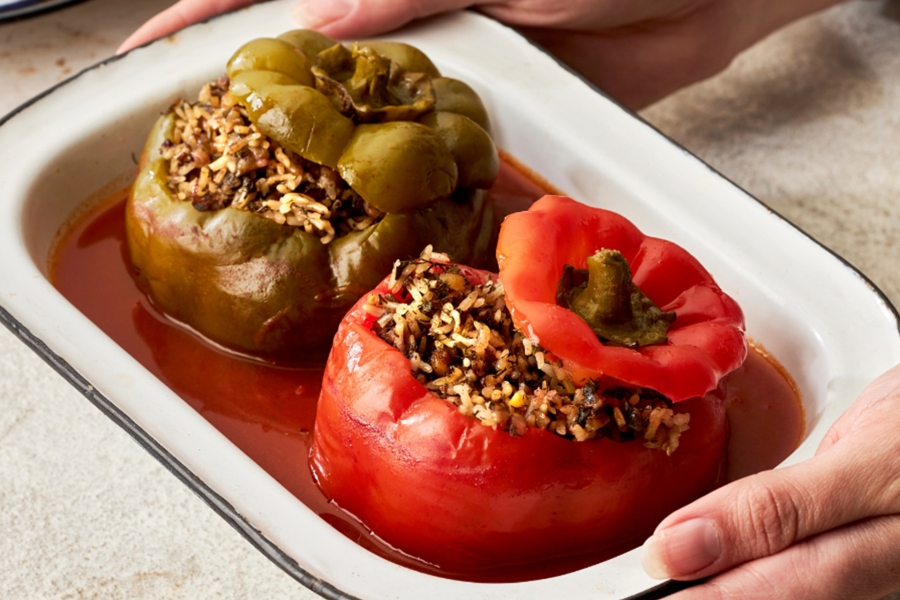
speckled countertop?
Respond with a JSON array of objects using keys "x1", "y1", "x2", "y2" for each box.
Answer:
[{"x1": 1, "y1": 0, "x2": 898, "y2": 598}]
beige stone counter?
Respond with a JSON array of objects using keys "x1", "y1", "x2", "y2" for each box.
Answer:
[{"x1": 0, "y1": 0, "x2": 897, "y2": 597}]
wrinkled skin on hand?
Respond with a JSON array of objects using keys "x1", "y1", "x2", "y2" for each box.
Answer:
[{"x1": 126, "y1": 114, "x2": 495, "y2": 362}]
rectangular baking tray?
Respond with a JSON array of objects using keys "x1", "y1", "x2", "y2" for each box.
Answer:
[{"x1": 1, "y1": 2, "x2": 898, "y2": 598}]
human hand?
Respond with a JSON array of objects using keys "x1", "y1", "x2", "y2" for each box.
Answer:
[
  {"x1": 118, "y1": 0, "x2": 843, "y2": 109},
  {"x1": 118, "y1": 0, "x2": 256, "y2": 54},
  {"x1": 641, "y1": 363, "x2": 900, "y2": 599}
]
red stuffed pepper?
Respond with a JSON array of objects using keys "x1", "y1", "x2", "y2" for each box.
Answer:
[{"x1": 310, "y1": 197, "x2": 746, "y2": 576}]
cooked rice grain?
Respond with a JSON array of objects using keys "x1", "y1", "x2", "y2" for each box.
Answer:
[
  {"x1": 370, "y1": 251, "x2": 691, "y2": 452},
  {"x1": 160, "y1": 77, "x2": 384, "y2": 243}
]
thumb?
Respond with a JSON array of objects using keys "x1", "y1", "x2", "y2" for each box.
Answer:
[
  {"x1": 293, "y1": 0, "x2": 474, "y2": 39},
  {"x1": 118, "y1": 0, "x2": 256, "y2": 54},
  {"x1": 639, "y1": 446, "x2": 899, "y2": 581}
]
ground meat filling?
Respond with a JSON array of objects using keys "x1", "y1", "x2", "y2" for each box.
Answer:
[
  {"x1": 160, "y1": 76, "x2": 384, "y2": 244},
  {"x1": 365, "y1": 249, "x2": 691, "y2": 453}
]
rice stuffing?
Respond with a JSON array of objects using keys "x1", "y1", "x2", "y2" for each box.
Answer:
[
  {"x1": 367, "y1": 248, "x2": 691, "y2": 453},
  {"x1": 159, "y1": 77, "x2": 384, "y2": 244}
]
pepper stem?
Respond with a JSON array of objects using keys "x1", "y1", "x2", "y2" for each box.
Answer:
[
  {"x1": 556, "y1": 249, "x2": 676, "y2": 348},
  {"x1": 570, "y1": 250, "x2": 633, "y2": 325},
  {"x1": 312, "y1": 43, "x2": 435, "y2": 123},
  {"x1": 346, "y1": 46, "x2": 392, "y2": 108}
]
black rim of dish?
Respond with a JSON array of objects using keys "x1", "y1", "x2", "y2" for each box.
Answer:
[
  {"x1": 0, "y1": 0, "x2": 90, "y2": 22},
  {"x1": 1, "y1": 4, "x2": 898, "y2": 600}
]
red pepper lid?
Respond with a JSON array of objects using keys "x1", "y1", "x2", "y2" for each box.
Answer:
[{"x1": 497, "y1": 195, "x2": 747, "y2": 401}]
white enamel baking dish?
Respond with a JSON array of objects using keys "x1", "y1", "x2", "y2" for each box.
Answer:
[{"x1": 1, "y1": 2, "x2": 897, "y2": 598}]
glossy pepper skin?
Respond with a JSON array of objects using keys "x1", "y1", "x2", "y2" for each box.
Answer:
[
  {"x1": 127, "y1": 115, "x2": 495, "y2": 362},
  {"x1": 311, "y1": 264, "x2": 728, "y2": 573},
  {"x1": 227, "y1": 30, "x2": 498, "y2": 213},
  {"x1": 498, "y1": 195, "x2": 747, "y2": 402},
  {"x1": 126, "y1": 31, "x2": 498, "y2": 362}
]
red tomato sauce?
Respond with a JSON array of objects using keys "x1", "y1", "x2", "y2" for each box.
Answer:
[{"x1": 50, "y1": 161, "x2": 803, "y2": 583}]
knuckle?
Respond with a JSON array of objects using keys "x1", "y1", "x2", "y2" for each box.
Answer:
[{"x1": 731, "y1": 475, "x2": 804, "y2": 558}]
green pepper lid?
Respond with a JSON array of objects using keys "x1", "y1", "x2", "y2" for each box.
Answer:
[
  {"x1": 432, "y1": 77, "x2": 491, "y2": 134},
  {"x1": 278, "y1": 29, "x2": 339, "y2": 60},
  {"x1": 338, "y1": 121, "x2": 458, "y2": 213},
  {"x1": 227, "y1": 31, "x2": 496, "y2": 213},
  {"x1": 417, "y1": 111, "x2": 498, "y2": 189},
  {"x1": 226, "y1": 38, "x2": 315, "y2": 86},
  {"x1": 246, "y1": 79, "x2": 355, "y2": 169},
  {"x1": 357, "y1": 41, "x2": 441, "y2": 78},
  {"x1": 312, "y1": 43, "x2": 436, "y2": 123},
  {"x1": 229, "y1": 70, "x2": 301, "y2": 105}
]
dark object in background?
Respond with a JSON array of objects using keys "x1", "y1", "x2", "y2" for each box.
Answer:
[{"x1": 0, "y1": 0, "x2": 90, "y2": 22}]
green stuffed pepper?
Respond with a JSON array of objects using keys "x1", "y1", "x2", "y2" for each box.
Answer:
[{"x1": 126, "y1": 30, "x2": 498, "y2": 363}]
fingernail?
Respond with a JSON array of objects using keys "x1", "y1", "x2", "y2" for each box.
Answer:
[
  {"x1": 293, "y1": 0, "x2": 355, "y2": 29},
  {"x1": 641, "y1": 519, "x2": 721, "y2": 579}
]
